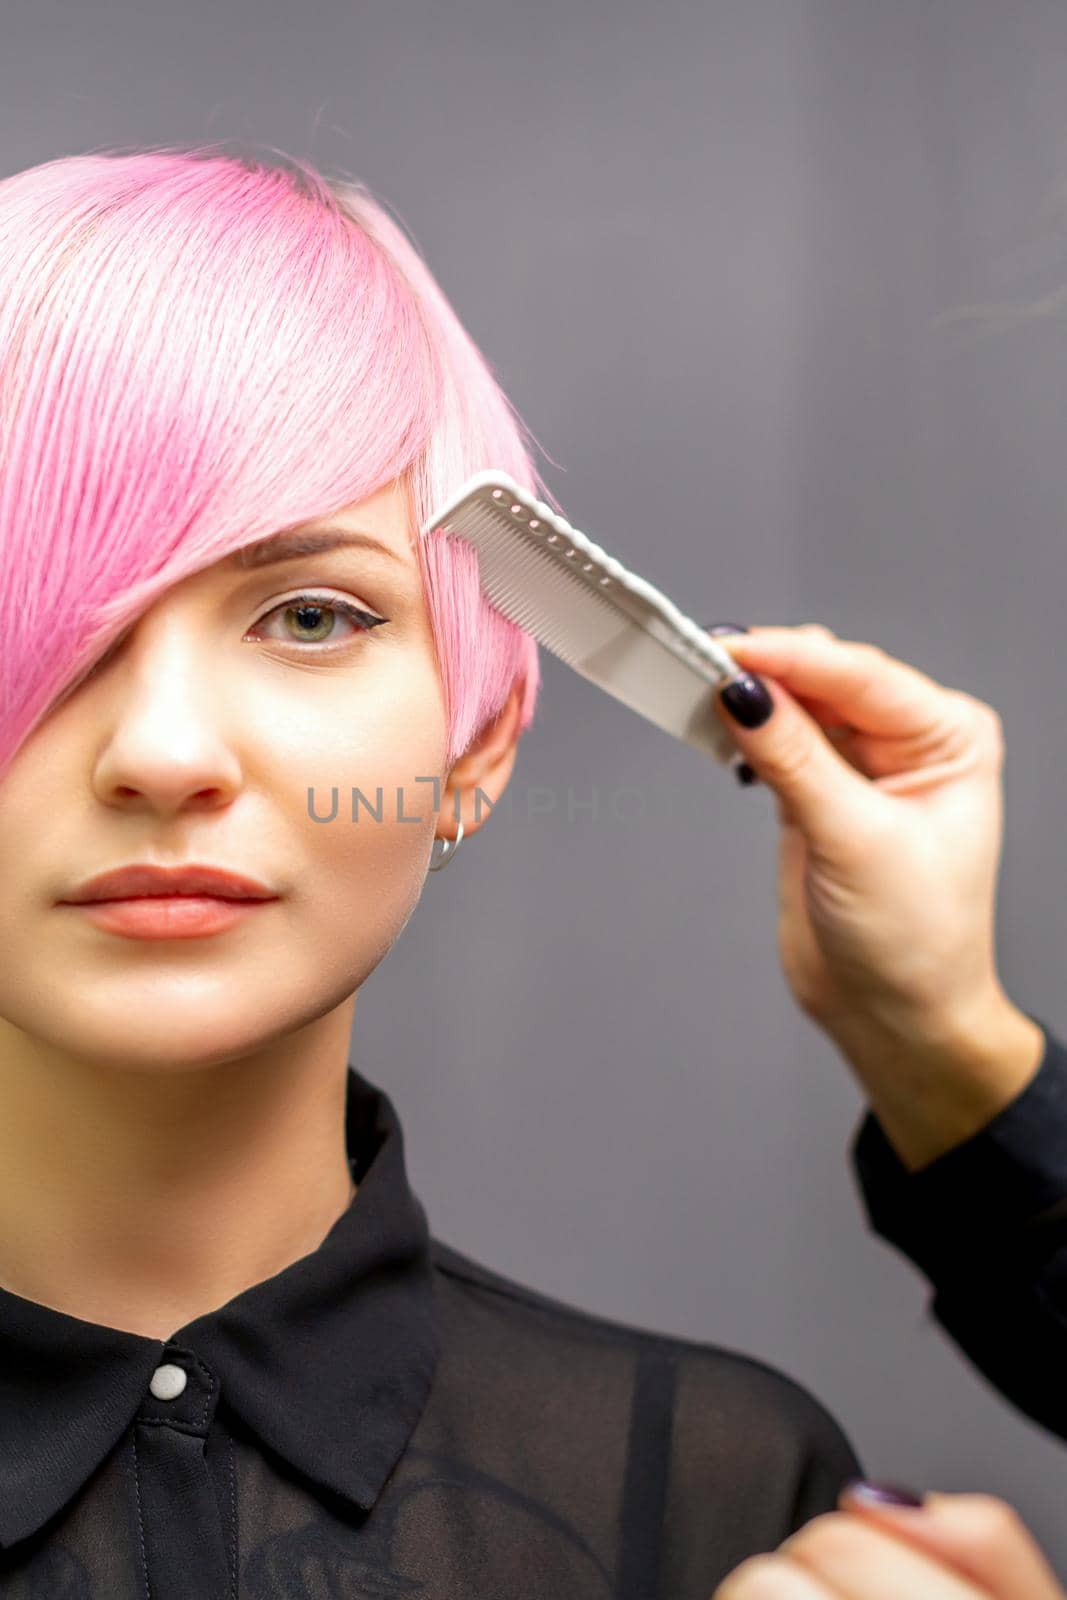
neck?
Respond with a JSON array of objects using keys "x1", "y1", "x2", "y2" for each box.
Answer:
[{"x1": 0, "y1": 1007, "x2": 359, "y2": 1341}]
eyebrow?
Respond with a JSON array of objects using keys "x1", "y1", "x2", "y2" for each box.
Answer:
[{"x1": 229, "y1": 527, "x2": 412, "y2": 571}]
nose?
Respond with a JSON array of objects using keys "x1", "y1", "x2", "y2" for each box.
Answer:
[{"x1": 88, "y1": 619, "x2": 244, "y2": 816}]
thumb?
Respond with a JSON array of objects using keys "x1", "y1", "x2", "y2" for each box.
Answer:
[
  {"x1": 837, "y1": 1484, "x2": 1065, "y2": 1600},
  {"x1": 714, "y1": 661, "x2": 883, "y2": 856}
]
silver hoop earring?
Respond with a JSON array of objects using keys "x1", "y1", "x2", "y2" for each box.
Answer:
[{"x1": 428, "y1": 816, "x2": 465, "y2": 873}]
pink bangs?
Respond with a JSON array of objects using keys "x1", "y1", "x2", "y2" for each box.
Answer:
[{"x1": 0, "y1": 141, "x2": 559, "y2": 783}]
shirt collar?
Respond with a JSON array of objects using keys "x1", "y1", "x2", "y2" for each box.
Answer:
[{"x1": 0, "y1": 1065, "x2": 440, "y2": 1549}]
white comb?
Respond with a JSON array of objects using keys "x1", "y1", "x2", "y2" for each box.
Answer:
[{"x1": 421, "y1": 469, "x2": 747, "y2": 768}]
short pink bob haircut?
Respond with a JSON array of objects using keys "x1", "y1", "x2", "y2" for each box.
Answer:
[{"x1": 0, "y1": 140, "x2": 563, "y2": 787}]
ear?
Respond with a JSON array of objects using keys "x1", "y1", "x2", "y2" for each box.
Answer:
[{"x1": 437, "y1": 683, "x2": 525, "y2": 843}]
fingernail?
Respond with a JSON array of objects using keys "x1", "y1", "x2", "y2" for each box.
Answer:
[
  {"x1": 844, "y1": 1480, "x2": 927, "y2": 1508},
  {"x1": 735, "y1": 762, "x2": 759, "y2": 786},
  {"x1": 720, "y1": 675, "x2": 774, "y2": 729},
  {"x1": 703, "y1": 621, "x2": 750, "y2": 635}
]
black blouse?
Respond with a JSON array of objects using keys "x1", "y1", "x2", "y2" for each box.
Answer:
[
  {"x1": 851, "y1": 1010, "x2": 1067, "y2": 1444},
  {"x1": 0, "y1": 1063, "x2": 862, "y2": 1599}
]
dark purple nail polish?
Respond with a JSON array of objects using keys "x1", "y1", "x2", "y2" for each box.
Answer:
[
  {"x1": 844, "y1": 1480, "x2": 926, "y2": 1508},
  {"x1": 703, "y1": 621, "x2": 750, "y2": 635},
  {"x1": 735, "y1": 762, "x2": 759, "y2": 786},
  {"x1": 720, "y1": 675, "x2": 773, "y2": 729}
]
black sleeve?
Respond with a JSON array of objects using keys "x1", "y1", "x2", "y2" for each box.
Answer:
[{"x1": 849, "y1": 1014, "x2": 1067, "y2": 1442}]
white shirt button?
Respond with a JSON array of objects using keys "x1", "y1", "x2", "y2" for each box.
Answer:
[{"x1": 149, "y1": 1363, "x2": 188, "y2": 1401}]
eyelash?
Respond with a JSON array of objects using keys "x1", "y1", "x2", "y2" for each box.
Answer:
[{"x1": 246, "y1": 591, "x2": 389, "y2": 653}]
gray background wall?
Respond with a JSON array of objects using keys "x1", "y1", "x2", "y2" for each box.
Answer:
[{"x1": 5, "y1": 0, "x2": 1067, "y2": 1576}]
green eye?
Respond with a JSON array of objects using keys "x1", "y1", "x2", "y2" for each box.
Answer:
[{"x1": 249, "y1": 592, "x2": 389, "y2": 650}]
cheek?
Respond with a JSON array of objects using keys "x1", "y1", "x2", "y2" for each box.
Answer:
[
  {"x1": 263, "y1": 642, "x2": 448, "y2": 823},
  {"x1": 0, "y1": 732, "x2": 76, "y2": 917},
  {"x1": 281, "y1": 658, "x2": 449, "y2": 949}
]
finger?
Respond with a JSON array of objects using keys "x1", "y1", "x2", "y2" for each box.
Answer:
[
  {"x1": 782, "y1": 1511, "x2": 984, "y2": 1600},
  {"x1": 837, "y1": 1489, "x2": 1065, "y2": 1600},
  {"x1": 712, "y1": 665, "x2": 892, "y2": 860},
  {"x1": 708, "y1": 628, "x2": 961, "y2": 745},
  {"x1": 712, "y1": 1551, "x2": 837, "y2": 1597},
  {"x1": 714, "y1": 634, "x2": 856, "y2": 741},
  {"x1": 789, "y1": 698, "x2": 871, "y2": 776},
  {"x1": 792, "y1": 694, "x2": 852, "y2": 735}
]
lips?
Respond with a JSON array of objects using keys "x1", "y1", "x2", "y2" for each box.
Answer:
[{"x1": 60, "y1": 863, "x2": 278, "y2": 904}]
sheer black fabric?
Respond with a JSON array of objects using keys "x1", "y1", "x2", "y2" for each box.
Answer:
[
  {"x1": 851, "y1": 1012, "x2": 1067, "y2": 1444},
  {"x1": 0, "y1": 1064, "x2": 862, "y2": 1599}
]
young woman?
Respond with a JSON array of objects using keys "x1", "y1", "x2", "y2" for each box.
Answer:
[
  {"x1": 0, "y1": 140, "x2": 1061, "y2": 1600},
  {"x1": 0, "y1": 139, "x2": 861, "y2": 1600}
]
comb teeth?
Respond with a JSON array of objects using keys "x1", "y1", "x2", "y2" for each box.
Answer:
[
  {"x1": 423, "y1": 472, "x2": 743, "y2": 766},
  {"x1": 444, "y1": 501, "x2": 624, "y2": 665}
]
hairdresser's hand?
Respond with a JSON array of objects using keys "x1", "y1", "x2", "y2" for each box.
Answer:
[
  {"x1": 712, "y1": 1482, "x2": 1066, "y2": 1599},
  {"x1": 705, "y1": 623, "x2": 1046, "y2": 1171}
]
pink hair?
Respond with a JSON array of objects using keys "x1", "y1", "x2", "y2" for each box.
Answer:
[{"x1": 0, "y1": 140, "x2": 562, "y2": 785}]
